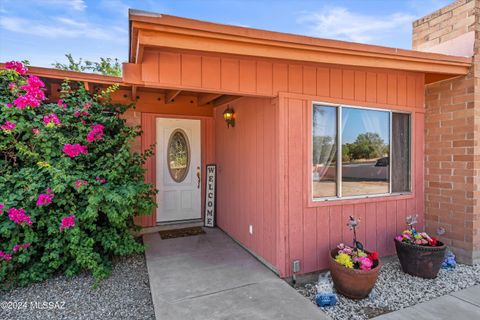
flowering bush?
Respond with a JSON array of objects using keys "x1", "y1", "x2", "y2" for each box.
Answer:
[
  {"x1": 394, "y1": 215, "x2": 440, "y2": 247},
  {"x1": 334, "y1": 216, "x2": 379, "y2": 270},
  {"x1": 0, "y1": 61, "x2": 156, "y2": 287}
]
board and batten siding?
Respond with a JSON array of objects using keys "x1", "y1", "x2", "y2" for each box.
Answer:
[
  {"x1": 140, "y1": 48, "x2": 426, "y2": 104},
  {"x1": 139, "y1": 48, "x2": 426, "y2": 277},
  {"x1": 277, "y1": 88, "x2": 425, "y2": 277},
  {"x1": 214, "y1": 97, "x2": 278, "y2": 269}
]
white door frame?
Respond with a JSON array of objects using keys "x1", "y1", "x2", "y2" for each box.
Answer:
[{"x1": 156, "y1": 117, "x2": 202, "y2": 223}]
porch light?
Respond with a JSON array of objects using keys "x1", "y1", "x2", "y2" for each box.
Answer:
[{"x1": 223, "y1": 106, "x2": 235, "y2": 128}]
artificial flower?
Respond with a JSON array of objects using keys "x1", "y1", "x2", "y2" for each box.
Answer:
[
  {"x1": 354, "y1": 256, "x2": 373, "y2": 270},
  {"x1": 368, "y1": 251, "x2": 379, "y2": 262},
  {"x1": 335, "y1": 252, "x2": 353, "y2": 269}
]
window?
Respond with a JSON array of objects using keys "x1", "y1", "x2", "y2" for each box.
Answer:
[
  {"x1": 312, "y1": 103, "x2": 411, "y2": 200},
  {"x1": 167, "y1": 129, "x2": 190, "y2": 183}
]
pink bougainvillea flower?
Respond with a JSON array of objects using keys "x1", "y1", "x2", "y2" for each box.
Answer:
[
  {"x1": 6, "y1": 103, "x2": 12, "y2": 108},
  {"x1": 57, "y1": 99, "x2": 67, "y2": 108},
  {"x1": 74, "y1": 180, "x2": 88, "y2": 189},
  {"x1": 63, "y1": 144, "x2": 88, "y2": 158},
  {"x1": 5, "y1": 61, "x2": 28, "y2": 75},
  {"x1": 95, "y1": 177, "x2": 107, "y2": 184},
  {"x1": 7, "y1": 208, "x2": 32, "y2": 226},
  {"x1": 1, "y1": 120, "x2": 16, "y2": 132},
  {"x1": 86, "y1": 124, "x2": 105, "y2": 142},
  {"x1": 73, "y1": 109, "x2": 89, "y2": 117},
  {"x1": 32, "y1": 128, "x2": 40, "y2": 135},
  {"x1": 0, "y1": 203, "x2": 4, "y2": 215},
  {"x1": 43, "y1": 114, "x2": 61, "y2": 127},
  {"x1": 13, "y1": 75, "x2": 45, "y2": 109},
  {"x1": 8, "y1": 82, "x2": 17, "y2": 90},
  {"x1": 0, "y1": 251, "x2": 13, "y2": 261},
  {"x1": 13, "y1": 243, "x2": 31, "y2": 252},
  {"x1": 59, "y1": 215, "x2": 76, "y2": 231},
  {"x1": 36, "y1": 188, "x2": 54, "y2": 206},
  {"x1": 25, "y1": 75, "x2": 45, "y2": 89}
]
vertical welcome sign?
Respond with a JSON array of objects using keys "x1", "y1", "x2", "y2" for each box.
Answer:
[{"x1": 204, "y1": 164, "x2": 216, "y2": 227}]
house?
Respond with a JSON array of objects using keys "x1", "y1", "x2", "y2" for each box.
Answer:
[{"x1": 4, "y1": 0, "x2": 478, "y2": 278}]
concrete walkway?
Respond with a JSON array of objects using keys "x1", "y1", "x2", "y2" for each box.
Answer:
[
  {"x1": 374, "y1": 285, "x2": 480, "y2": 319},
  {"x1": 143, "y1": 227, "x2": 330, "y2": 320}
]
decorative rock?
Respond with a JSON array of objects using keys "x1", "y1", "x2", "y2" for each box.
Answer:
[
  {"x1": 295, "y1": 257, "x2": 480, "y2": 320},
  {"x1": 316, "y1": 293, "x2": 337, "y2": 307},
  {"x1": 0, "y1": 254, "x2": 155, "y2": 320}
]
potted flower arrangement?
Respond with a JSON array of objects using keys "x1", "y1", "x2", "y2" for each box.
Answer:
[
  {"x1": 394, "y1": 215, "x2": 446, "y2": 279},
  {"x1": 329, "y1": 216, "x2": 381, "y2": 299}
]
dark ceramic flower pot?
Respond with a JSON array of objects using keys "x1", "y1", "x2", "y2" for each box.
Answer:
[
  {"x1": 394, "y1": 239, "x2": 446, "y2": 279},
  {"x1": 329, "y1": 248, "x2": 381, "y2": 300}
]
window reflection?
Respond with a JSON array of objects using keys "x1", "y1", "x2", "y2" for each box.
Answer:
[
  {"x1": 312, "y1": 105, "x2": 337, "y2": 198},
  {"x1": 341, "y1": 108, "x2": 390, "y2": 196}
]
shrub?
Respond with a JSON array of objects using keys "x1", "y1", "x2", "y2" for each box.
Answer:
[{"x1": 0, "y1": 61, "x2": 156, "y2": 287}]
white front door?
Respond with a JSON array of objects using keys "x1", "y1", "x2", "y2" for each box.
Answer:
[{"x1": 156, "y1": 118, "x2": 201, "y2": 222}]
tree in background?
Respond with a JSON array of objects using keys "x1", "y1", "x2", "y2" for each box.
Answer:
[
  {"x1": 348, "y1": 132, "x2": 387, "y2": 161},
  {"x1": 52, "y1": 54, "x2": 122, "y2": 77}
]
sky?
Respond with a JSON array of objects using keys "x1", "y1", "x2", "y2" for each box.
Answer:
[{"x1": 0, "y1": 0, "x2": 452, "y2": 68}]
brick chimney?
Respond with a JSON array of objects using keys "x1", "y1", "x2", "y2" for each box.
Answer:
[{"x1": 412, "y1": 0, "x2": 480, "y2": 264}]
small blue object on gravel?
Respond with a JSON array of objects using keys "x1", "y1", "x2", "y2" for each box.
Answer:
[
  {"x1": 316, "y1": 293, "x2": 337, "y2": 307},
  {"x1": 442, "y1": 250, "x2": 457, "y2": 269}
]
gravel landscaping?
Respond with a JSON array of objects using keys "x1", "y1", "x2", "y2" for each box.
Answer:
[
  {"x1": 296, "y1": 257, "x2": 480, "y2": 320},
  {"x1": 0, "y1": 254, "x2": 155, "y2": 320}
]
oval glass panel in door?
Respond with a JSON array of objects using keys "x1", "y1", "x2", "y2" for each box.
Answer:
[{"x1": 167, "y1": 129, "x2": 190, "y2": 183}]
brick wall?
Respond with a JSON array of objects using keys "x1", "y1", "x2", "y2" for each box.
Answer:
[
  {"x1": 414, "y1": 0, "x2": 480, "y2": 264},
  {"x1": 413, "y1": 0, "x2": 477, "y2": 53}
]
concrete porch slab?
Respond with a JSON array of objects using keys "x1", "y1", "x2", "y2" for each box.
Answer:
[{"x1": 143, "y1": 228, "x2": 330, "y2": 320}]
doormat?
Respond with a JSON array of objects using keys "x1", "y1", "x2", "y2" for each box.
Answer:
[{"x1": 159, "y1": 227, "x2": 206, "y2": 239}]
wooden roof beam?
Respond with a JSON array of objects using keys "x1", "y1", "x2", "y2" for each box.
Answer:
[
  {"x1": 213, "y1": 95, "x2": 242, "y2": 108},
  {"x1": 166, "y1": 89, "x2": 182, "y2": 103},
  {"x1": 198, "y1": 93, "x2": 222, "y2": 105}
]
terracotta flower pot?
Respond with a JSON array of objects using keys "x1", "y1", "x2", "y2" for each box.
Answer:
[
  {"x1": 394, "y1": 239, "x2": 446, "y2": 279},
  {"x1": 329, "y1": 248, "x2": 381, "y2": 299}
]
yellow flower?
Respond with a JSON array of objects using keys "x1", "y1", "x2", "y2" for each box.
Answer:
[
  {"x1": 403, "y1": 230, "x2": 412, "y2": 235},
  {"x1": 37, "y1": 161, "x2": 50, "y2": 168},
  {"x1": 357, "y1": 250, "x2": 367, "y2": 257},
  {"x1": 335, "y1": 253, "x2": 353, "y2": 269}
]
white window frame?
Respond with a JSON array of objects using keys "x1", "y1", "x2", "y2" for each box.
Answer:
[{"x1": 312, "y1": 101, "x2": 412, "y2": 202}]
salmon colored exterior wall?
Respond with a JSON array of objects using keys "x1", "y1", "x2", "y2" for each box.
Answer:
[
  {"x1": 214, "y1": 97, "x2": 278, "y2": 268},
  {"x1": 184, "y1": 48, "x2": 426, "y2": 276}
]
